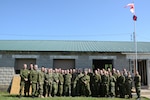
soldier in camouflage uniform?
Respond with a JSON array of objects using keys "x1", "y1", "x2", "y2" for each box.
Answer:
[
  {"x1": 74, "y1": 69, "x2": 84, "y2": 96},
  {"x1": 101, "y1": 70, "x2": 109, "y2": 97},
  {"x1": 38, "y1": 66, "x2": 45, "y2": 98},
  {"x1": 30, "y1": 64, "x2": 39, "y2": 98},
  {"x1": 109, "y1": 72, "x2": 116, "y2": 97},
  {"x1": 118, "y1": 71, "x2": 125, "y2": 98},
  {"x1": 64, "y1": 69, "x2": 72, "y2": 96},
  {"x1": 81, "y1": 70, "x2": 91, "y2": 97},
  {"x1": 93, "y1": 70, "x2": 101, "y2": 97},
  {"x1": 123, "y1": 68, "x2": 128, "y2": 95},
  {"x1": 52, "y1": 68, "x2": 59, "y2": 96},
  {"x1": 27, "y1": 63, "x2": 34, "y2": 97},
  {"x1": 58, "y1": 69, "x2": 64, "y2": 96},
  {"x1": 112, "y1": 68, "x2": 119, "y2": 97},
  {"x1": 19, "y1": 64, "x2": 29, "y2": 97},
  {"x1": 45, "y1": 68, "x2": 53, "y2": 97},
  {"x1": 88, "y1": 69, "x2": 94, "y2": 97},
  {"x1": 71, "y1": 69, "x2": 77, "y2": 96},
  {"x1": 134, "y1": 71, "x2": 141, "y2": 99},
  {"x1": 125, "y1": 71, "x2": 132, "y2": 98}
]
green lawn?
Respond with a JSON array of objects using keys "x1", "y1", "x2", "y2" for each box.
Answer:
[{"x1": 0, "y1": 92, "x2": 149, "y2": 100}]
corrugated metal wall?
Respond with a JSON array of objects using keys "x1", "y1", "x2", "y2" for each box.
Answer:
[{"x1": 53, "y1": 59, "x2": 75, "y2": 69}]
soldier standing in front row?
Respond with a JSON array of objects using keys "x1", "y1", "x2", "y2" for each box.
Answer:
[
  {"x1": 101, "y1": 70, "x2": 109, "y2": 97},
  {"x1": 71, "y1": 69, "x2": 77, "y2": 96},
  {"x1": 19, "y1": 64, "x2": 29, "y2": 97},
  {"x1": 81, "y1": 70, "x2": 91, "y2": 97},
  {"x1": 118, "y1": 71, "x2": 125, "y2": 98},
  {"x1": 93, "y1": 70, "x2": 101, "y2": 97},
  {"x1": 74, "y1": 69, "x2": 84, "y2": 96},
  {"x1": 64, "y1": 69, "x2": 72, "y2": 96},
  {"x1": 109, "y1": 72, "x2": 116, "y2": 97},
  {"x1": 125, "y1": 71, "x2": 132, "y2": 98},
  {"x1": 134, "y1": 71, "x2": 141, "y2": 99},
  {"x1": 38, "y1": 66, "x2": 45, "y2": 98},
  {"x1": 27, "y1": 63, "x2": 34, "y2": 96},
  {"x1": 45, "y1": 68, "x2": 53, "y2": 97},
  {"x1": 30, "y1": 64, "x2": 39, "y2": 98},
  {"x1": 52, "y1": 69, "x2": 59, "y2": 96},
  {"x1": 58, "y1": 69, "x2": 64, "y2": 96}
]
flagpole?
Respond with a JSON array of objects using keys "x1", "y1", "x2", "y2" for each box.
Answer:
[
  {"x1": 133, "y1": 0, "x2": 138, "y2": 72},
  {"x1": 133, "y1": 19, "x2": 138, "y2": 72}
]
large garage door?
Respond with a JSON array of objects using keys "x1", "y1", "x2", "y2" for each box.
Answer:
[
  {"x1": 53, "y1": 59, "x2": 75, "y2": 70},
  {"x1": 15, "y1": 59, "x2": 36, "y2": 74},
  {"x1": 93, "y1": 59, "x2": 113, "y2": 71},
  {"x1": 138, "y1": 60, "x2": 147, "y2": 86}
]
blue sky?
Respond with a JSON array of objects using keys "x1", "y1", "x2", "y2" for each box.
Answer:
[{"x1": 0, "y1": 0, "x2": 150, "y2": 41}]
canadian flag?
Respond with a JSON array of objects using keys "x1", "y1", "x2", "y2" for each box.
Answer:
[{"x1": 125, "y1": 3, "x2": 135, "y2": 14}]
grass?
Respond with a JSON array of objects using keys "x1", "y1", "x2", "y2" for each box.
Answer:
[{"x1": 0, "y1": 92, "x2": 149, "y2": 100}]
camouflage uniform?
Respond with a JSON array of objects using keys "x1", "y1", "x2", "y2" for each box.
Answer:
[
  {"x1": 88, "y1": 71, "x2": 94, "y2": 96},
  {"x1": 19, "y1": 65, "x2": 29, "y2": 97},
  {"x1": 52, "y1": 71, "x2": 59, "y2": 96},
  {"x1": 93, "y1": 71, "x2": 101, "y2": 97},
  {"x1": 81, "y1": 71, "x2": 91, "y2": 96},
  {"x1": 101, "y1": 73, "x2": 109, "y2": 97},
  {"x1": 125, "y1": 72, "x2": 132, "y2": 98},
  {"x1": 30, "y1": 66, "x2": 39, "y2": 97},
  {"x1": 118, "y1": 73, "x2": 125, "y2": 98},
  {"x1": 112, "y1": 71, "x2": 119, "y2": 97},
  {"x1": 74, "y1": 71, "x2": 84, "y2": 96},
  {"x1": 58, "y1": 72, "x2": 64, "y2": 96},
  {"x1": 38, "y1": 68, "x2": 45, "y2": 98},
  {"x1": 134, "y1": 71, "x2": 141, "y2": 98},
  {"x1": 109, "y1": 74, "x2": 116, "y2": 97},
  {"x1": 45, "y1": 69, "x2": 53, "y2": 97},
  {"x1": 64, "y1": 72, "x2": 72, "y2": 96},
  {"x1": 71, "y1": 70, "x2": 77, "y2": 96}
]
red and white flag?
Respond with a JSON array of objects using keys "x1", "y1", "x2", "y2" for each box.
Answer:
[{"x1": 125, "y1": 3, "x2": 135, "y2": 14}]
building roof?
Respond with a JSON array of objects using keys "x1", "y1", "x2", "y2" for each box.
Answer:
[{"x1": 0, "y1": 40, "x2": 150, "y2": 53}]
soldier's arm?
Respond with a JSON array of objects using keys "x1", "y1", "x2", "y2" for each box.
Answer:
[
  {"x1": 123, "y1": 76, "x2": 125, "y2": 83},
  {"x1": 20, "y1": 70, "x2": 26, "y2": 80},
  {"x1": 86, "y1": 76, "x2": 90, "y2": 83},
  {"x1": 38, "y1": 72, "x2": 41, "y2": 83},
  {"x1": 107, "y1": 75, "x2": 110, "y2": 84},
  {"x1": 45, "y1": 74, "x2": 48, "y2": 83},
  {"x1": 20, "y1": 70, "x2": 24, "y2": 78},
  {"x1": 113, "y1": 77, "x2": 116, "y2": 82},
  {"x1": 99, "y1": 75, "x2": 102, "y2": 83},
  {"x1": 30, "y1": 71, "x2": 33, "y2": 83}
]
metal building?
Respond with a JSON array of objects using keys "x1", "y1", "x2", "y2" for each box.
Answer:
[{"x1": 0, "y1": 40, "x2": 150, "y2": 91}]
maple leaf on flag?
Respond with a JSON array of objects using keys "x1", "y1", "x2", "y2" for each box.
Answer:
[{"x1": 125, "y1": 3, "x2": 135, "y2": 14}]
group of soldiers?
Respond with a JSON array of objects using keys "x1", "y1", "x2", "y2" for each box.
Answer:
[{"x1": 19, "y1": 63, "x2": 141, "y2": 99}]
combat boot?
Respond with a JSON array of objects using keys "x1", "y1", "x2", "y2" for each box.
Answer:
[{"x1": 45, "y1": 94, "x2": 48, "y2": 98}]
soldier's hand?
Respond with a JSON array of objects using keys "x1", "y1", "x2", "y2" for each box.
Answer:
[
  {"x1": 24, "y1": 78, "x2": 28, "y2": 81},
  {"x1": 39, "y1": 82, "x2": 42, "y2": 85},
  {"x1": 45, "y1": 80, "x2": 48, "y2": 83}
]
